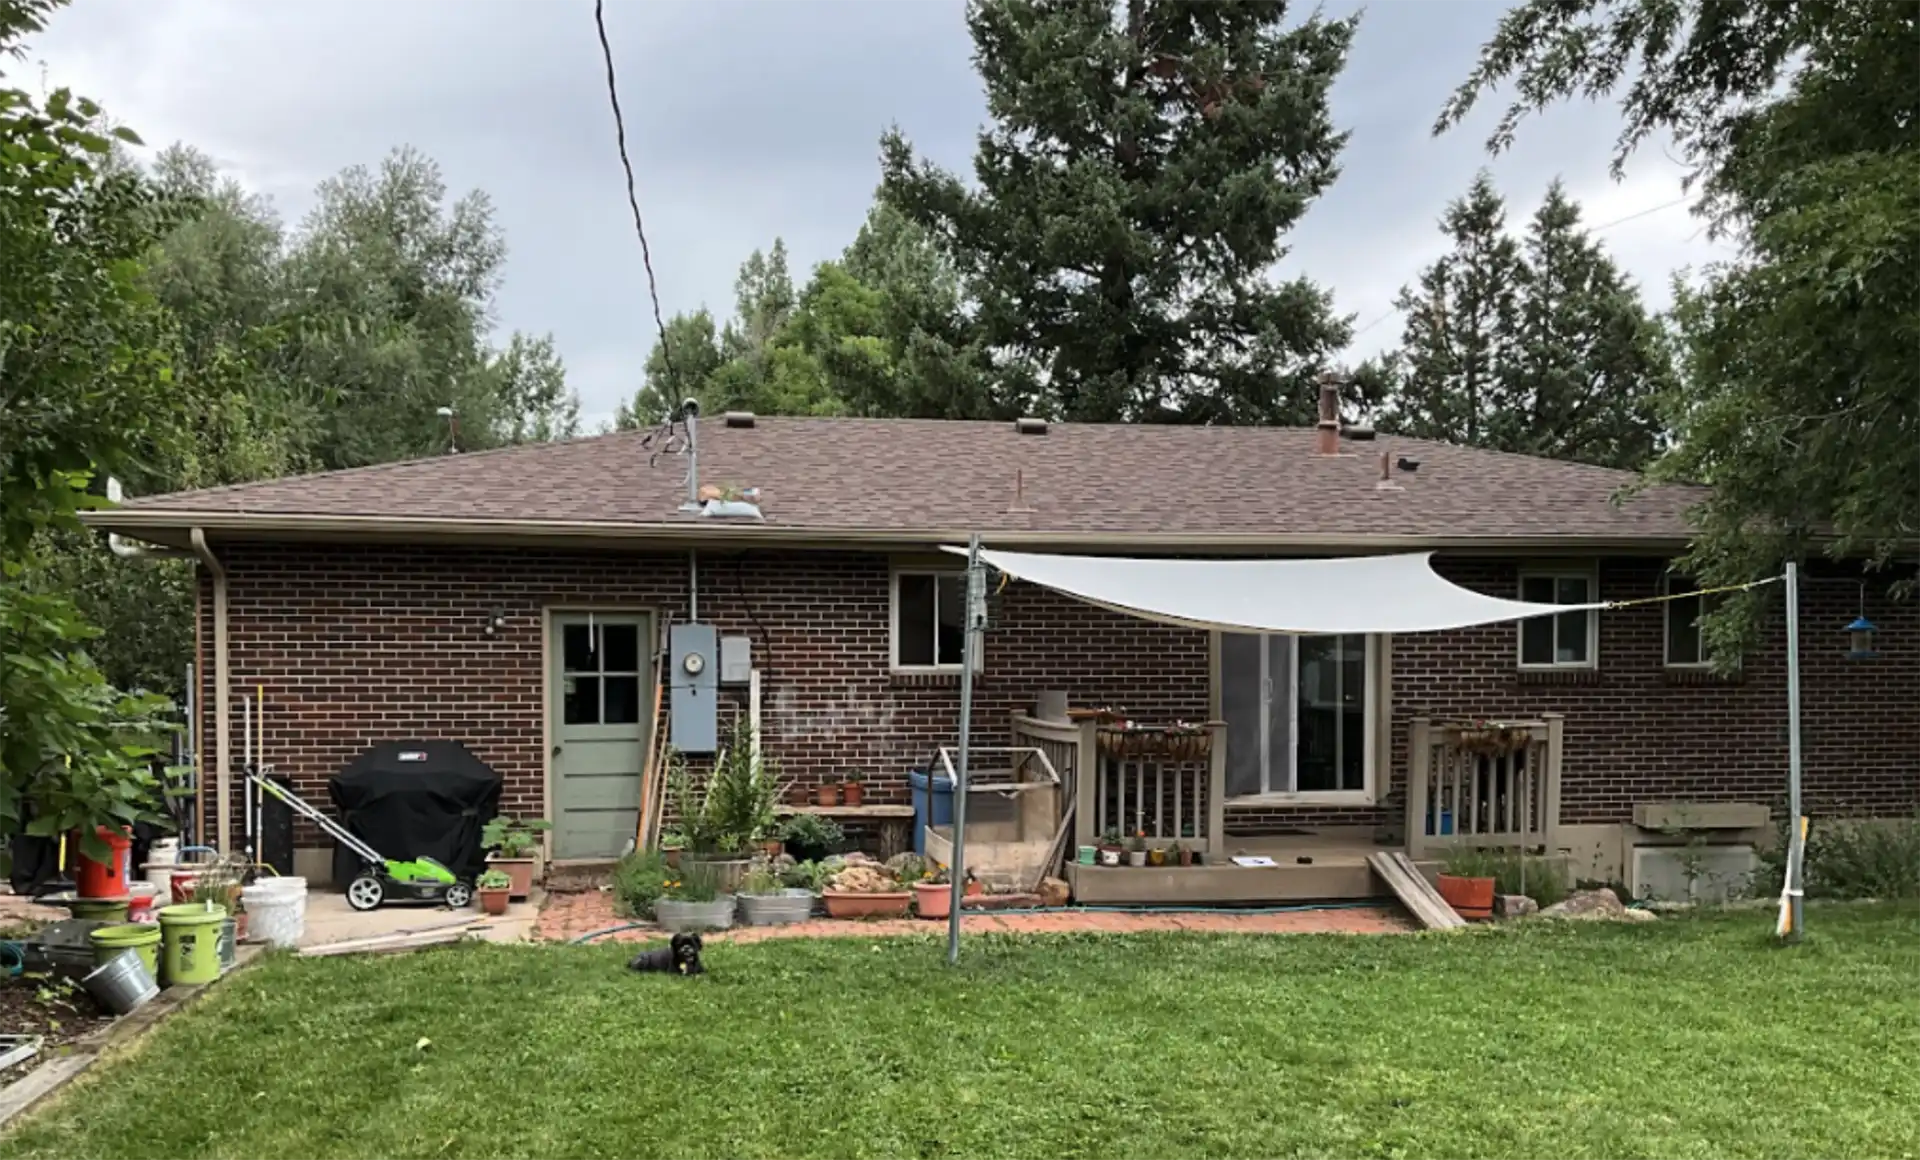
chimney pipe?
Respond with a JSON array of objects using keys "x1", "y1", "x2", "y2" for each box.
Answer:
[
  {"x1": 678, "y1": 398, "x2": 702, "y2": 512},
  {"x1": 1375, "y1": 449, "x2": 1403, "y2": 491},
  {"x1": 1315, "y1": 372, "x2": 1343, "y2": 456}
]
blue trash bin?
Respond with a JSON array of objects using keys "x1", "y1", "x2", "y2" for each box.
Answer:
[{"x1": 908, "y1": 768, "x2": 954, "y2": 856}]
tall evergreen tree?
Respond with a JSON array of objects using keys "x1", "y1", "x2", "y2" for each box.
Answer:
[
  {"x1": 1377, "y1": 176, "x2": 1670, "y2": 469},
  {"x1": 1492, "y1": 181, "x2": 1668, "y2": 468},
  {"x1": 1379, "y1": 172, "x2": 1520, "y2": 446},
  {"x1": 882, "y1": 0, "x2": 1356, "y2": 423}
]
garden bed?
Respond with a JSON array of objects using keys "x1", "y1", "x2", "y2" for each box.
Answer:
[{"x1": 0, "y1": 980, "x2": 112, "y2": 1089}]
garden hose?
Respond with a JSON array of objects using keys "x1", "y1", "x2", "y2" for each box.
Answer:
[
  {"x1": 568, "y1": 899, "x2": 1389, "y2": 945},
  {"x1": 0, "y1": 941, "x2": 23, "y2": 977}
]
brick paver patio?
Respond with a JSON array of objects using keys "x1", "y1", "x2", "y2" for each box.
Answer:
[{"x1": 535, "y1": 888, "x2": 1414, "y2": 944}]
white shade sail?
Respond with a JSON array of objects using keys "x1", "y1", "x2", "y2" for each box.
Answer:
[{"x1": 968, "y1": 548, "x2": 1603, "y2": 636}]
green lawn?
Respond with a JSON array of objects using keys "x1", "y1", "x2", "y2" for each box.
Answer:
[{"x1": 7, "y1": 905, "x2": 1920, "y2": 1159}]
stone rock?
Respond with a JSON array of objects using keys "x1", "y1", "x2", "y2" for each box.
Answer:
[
  {"x1": 839, "y1": 851, "x2": 879, "y2": 867},
  {"x1": 883, "y1": 852, "x2": 918, "y2": 875},
  {"x1": 1494, "y1": 893, "x2": 1538, "y2": 920},
  {"x1": 1037, "y1": 876, "x2": 1070, "y2": 908},
  {"x1": 1538, "y1": 888, "x2": 1629, "y2": 920}
]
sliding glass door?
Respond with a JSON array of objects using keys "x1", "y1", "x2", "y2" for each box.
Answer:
[{"x1": 1222, "y1": 632, "x2": 1372, "y2": 799}]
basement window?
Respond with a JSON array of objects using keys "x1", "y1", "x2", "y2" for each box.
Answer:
[
  {"x1": 891, "y1": 570, "x2": 971, "y2": 672},
  {"x1": 1518, "y1": 568, "x2": 1598, "y2": 669}
]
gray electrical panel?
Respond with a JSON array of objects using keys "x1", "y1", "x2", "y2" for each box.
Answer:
[
  {"x1": 669, "y1": 622, "x2": 718, "y2": 753},
  {"x1": 719, "y1": 635, "x2": 752, "y2": 685}
]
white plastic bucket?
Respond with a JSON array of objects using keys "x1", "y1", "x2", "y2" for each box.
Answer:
[{"x1": 241, "y1": 880, "x2": 307, "y2": 948}]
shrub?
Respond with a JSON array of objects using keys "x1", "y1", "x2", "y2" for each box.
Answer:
[
  {"x1": 663, "y1": 859, "x2": 724, "y2": 902},
  {"x1": 1762, "y1": 813, "x2": 1920, "y2": 900},
  {"x1": 778, "y1": 813, "x2": 845, "y2": 857},
  {"x1": 781, "y1": 859, "x2": 836, "y2": 892},
  {"x1": 612, "y1": 850, "x2": 671, "y2": 919},
  {"x1": 1441, "y1": 847, "x2": 1568, "y2": 907}
]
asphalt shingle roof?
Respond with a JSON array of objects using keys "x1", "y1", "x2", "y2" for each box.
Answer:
[{"x1": 104, "y1": 416, "x2": 1701, "y2": 543}]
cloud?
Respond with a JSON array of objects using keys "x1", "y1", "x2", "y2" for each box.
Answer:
[{"x1": 27, "y1": 0, "x2": 1718, "y2": 428}]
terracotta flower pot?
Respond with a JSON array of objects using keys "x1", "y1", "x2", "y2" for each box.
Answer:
[
  {"x1": 841, "y1": 782, "x2": 865, "y2": 807},
  {"x1": 1437, "y1": 874, "x2": 1496, "y2": 920},
  {"x1": 1177, "y1": 849, "x2": 1194, "y2": 867},
  {"x1": 760, "y1": 839, "x2": 784, "y2": 860},
  {"x1": 821, "y1": 890, "x2": 912, "y2": 919},
  {"x1": 663, "y1": 846, "x2": 683, "y2": 869},
  {"x1": 815, "y1": 784, "x2": 841, "y2": 808},
  {"x1": 478, "y1": 887, "x2": 510, "y2": 916},
  {"x1": 487, "y1": 857, "x2": 536, "y2": 900},
  {"x1": 914, "y1": 881, "x2": 951, "y2": 919},
  {"x1": 964, "y1": 879, "x2": 984, "y2": 897}
]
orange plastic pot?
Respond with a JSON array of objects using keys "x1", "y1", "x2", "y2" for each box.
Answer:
[
  {"x1": 913, "y1": 882, "x2": 951, "y2": 919},
  {"x1": 1437, "y1": 874, "x2": 1495, "y2": 919},
  {"x1": 821, "y1": 890, "x2": 911, "y2": 919}
]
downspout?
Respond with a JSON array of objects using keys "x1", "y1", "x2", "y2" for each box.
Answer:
[
  {"x1": 105, "y1": 479, "x2": 192, "y2": 559},
  {"x1": 190, "y1": 528, "x2": 232, "y2": 854}
]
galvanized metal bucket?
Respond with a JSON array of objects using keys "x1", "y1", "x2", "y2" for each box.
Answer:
[{"x1": 81, "y1": 951, "x2": 159, "y2": 1015}]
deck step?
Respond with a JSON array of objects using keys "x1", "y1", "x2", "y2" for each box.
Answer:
[{"x1": 1367, "y1": 851, "x2": 1467, "y2": 931}]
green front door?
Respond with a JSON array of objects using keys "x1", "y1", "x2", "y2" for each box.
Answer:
[{"x1": 550, "y1": 613, "x2": 650, "y2": 860}]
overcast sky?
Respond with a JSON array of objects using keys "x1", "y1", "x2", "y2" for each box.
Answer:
[{"x1": 28, "y1": 0, "x2": 1731, "y2": 428}]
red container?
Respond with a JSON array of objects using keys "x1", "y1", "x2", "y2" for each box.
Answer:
[{"x1": 76, "y1": 827, "x2": 133, "y2": 899}]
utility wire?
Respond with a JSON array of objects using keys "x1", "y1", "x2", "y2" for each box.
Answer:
[{"x1": 593, "y1": 0, "x2": 677, "y2": 394}]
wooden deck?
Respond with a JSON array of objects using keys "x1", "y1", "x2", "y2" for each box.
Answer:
[{"x1": 1066, "y1": 834, "x2": 1439, "y2": 905}]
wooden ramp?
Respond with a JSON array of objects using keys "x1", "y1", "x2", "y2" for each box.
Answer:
[{"x1": 1368, "y1": 851, "x2": 1467, "y2": 930}]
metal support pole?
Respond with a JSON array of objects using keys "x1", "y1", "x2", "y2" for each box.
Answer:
[
  {"x1": 1784, "y1": 561, "x2": 1804, "y2": 942},
  {"x1": 946, "y1": 535, "x2": 983, "y2": 965}
]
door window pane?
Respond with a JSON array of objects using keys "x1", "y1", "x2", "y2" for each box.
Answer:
[
  {"x1": 896, "y1": 575, "x2": 936, "y2": 666},
  {"x1": 563, "y1": 624, "x2": 595, "y2": 671},
  {"x1": 936, "y1": 574, "x2": 966, "y2": 665},
  {"x1": 563, "y1": 675, "x2": 600, "y2": 725},
  {"x1": 603, "y1": 624, "x2": 640, "y2": 673},
  {"x1": 603, "y1": 675, "x2": 640, "y2": 724},
  {"x1": 1297, "y1": 635, "x2": 1365, "y2": 793},
  {"x1": 1221, "y1": 633, "x2": 1265, "y2": 797}
]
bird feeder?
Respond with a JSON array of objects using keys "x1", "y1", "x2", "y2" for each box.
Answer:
[{"x1": 1846, "y1": 615, "x2": 1879, "y2": 660}]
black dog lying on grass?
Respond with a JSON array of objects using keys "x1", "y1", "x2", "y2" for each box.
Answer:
[{"x1": 628, "y1": 932, "x2": 704, "y2": 976}]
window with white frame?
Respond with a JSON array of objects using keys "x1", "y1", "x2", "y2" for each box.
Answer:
[
  {"x1": 891, "y1": 570, "x2": 969, "y2": 670},
  {"x1": 1518, "y1": 568, "x2": 1598, "y2": 668},
  {"x1": 1664, "y1": 573, "x2": 1724, "y2": 667}
]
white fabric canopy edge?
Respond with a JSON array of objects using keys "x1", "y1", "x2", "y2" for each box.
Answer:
[{"x1": 942, "y1": 547, "x2": 1602, "y2": 636}]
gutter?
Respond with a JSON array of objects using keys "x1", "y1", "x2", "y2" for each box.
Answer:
[
  {"x1": 104, "y1": 479, "x2": 193, "y2": 559},
  {"x1": 190, "y1": 528, "x2": 232, "y2": 854},
  {"x1": 78, "y1": 510, "x2": 1701, "y2": 554}
]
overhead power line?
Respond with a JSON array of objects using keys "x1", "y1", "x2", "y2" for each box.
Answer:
[{"x1": 593, "y1": 0, "x2": 677, "y2": 389}]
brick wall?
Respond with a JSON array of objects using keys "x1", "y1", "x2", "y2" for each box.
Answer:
[{"x1": 196, "y1": 543, "x2": 1919, "y2": 851}]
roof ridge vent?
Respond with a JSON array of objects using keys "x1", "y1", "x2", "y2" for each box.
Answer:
[
  {"x1": 724, "y1": 411, "x2": 756, "y2": 429},
  {"x1": 1014, "y1": 417, "x2": 1048, "y2": 435}
]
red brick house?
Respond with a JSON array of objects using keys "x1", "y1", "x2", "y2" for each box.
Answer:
[{"x1": 89, "y1": 412, "x2": 1917, "y2": 901}]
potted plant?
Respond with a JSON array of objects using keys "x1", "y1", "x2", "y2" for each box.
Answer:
[
  {"x1": 913, "y1": 864, "x2": 952, "y2": 919},
  {"x1": 814, "y1": 782, "x2": 841, "y2": 807},
  {"x1": 673, "y1": 724, "x2": 781, "y2": 893},
  {"x1": 1126, "y1": 831, "x2": 1148, "y2": 868},
  {"x1": 1437, "y1": 847, "x2": 1498, "y2": 920},
  {"x1": 1171, "y1": 840, "x2": 1194, "y2": 867},
  {"x1": 1097, "y1": 828, "x2": 1124, "y2": 867},
  {"x1": 476, "y1": 869, "x2": 512, "y2": 916},
  {"x1": 658, "y1": 829, "x2": 688, "y2": 870},
  {"x1": 737, "y1": 866, "x2": 813, "y2": 927},
  {"x1": 481, "y1": 814, "x2": 551, "y2": 900},
  {"x1": 653, "y1": 861, "x2": 736, "y2": 932},
  {"x1": 821, "y1": 863, "x2": 912, "y2": 919},
  {"x1": 1147, "y1": 843, "x2": 1167, "y2": 867},
  {"x1": 840, "y1": 774, "x2": 865, "y2": 807},
  {"x1": 779, "y1": 813, "x2": 845, "y2": 863}
]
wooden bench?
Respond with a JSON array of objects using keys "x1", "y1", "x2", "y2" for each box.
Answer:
[{"x1": 776, "y1": 804, "x2": 916, "y2": 858}]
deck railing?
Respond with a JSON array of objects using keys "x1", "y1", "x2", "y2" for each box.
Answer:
[
  {"x1": 1405, "y1": 715, "x2": 1563, "y2": 860},
  {"x1": 1063, "y1": 719, "x2": 1227, "y2": 857}
]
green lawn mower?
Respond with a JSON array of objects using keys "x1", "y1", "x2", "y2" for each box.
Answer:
[{"x1": 247, "y1": 773, "x2": 472, "y2": 911}]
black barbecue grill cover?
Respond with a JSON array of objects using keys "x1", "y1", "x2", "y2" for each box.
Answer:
[{"x1": 327, "y1": 741, "x2": 503, "y2": 886}]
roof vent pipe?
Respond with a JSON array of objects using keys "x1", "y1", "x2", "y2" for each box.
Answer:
[
  {"x1": 723, "y1": 411, "x2": 756, "y2": 429},
  {"x1": 1315, "y1": 372, "x2": 1342, "y2": 456},
  {"x1": 678, "y1": 399, "x2": 702, "y2": 513},
  {"x1": 1014, "y1": 417, "x2": 1048, "y2": 435}
]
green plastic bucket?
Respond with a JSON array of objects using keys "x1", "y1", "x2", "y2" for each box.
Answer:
[
  {"x1": 157, "y1": 903, "x2": 227, "y2": 985},
  {"x1": 70, "y1": 897, "x2": 131, "y2": 923},
  {"x1": 89, "y1": 923, "x2": 162, "y2": 979}
]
